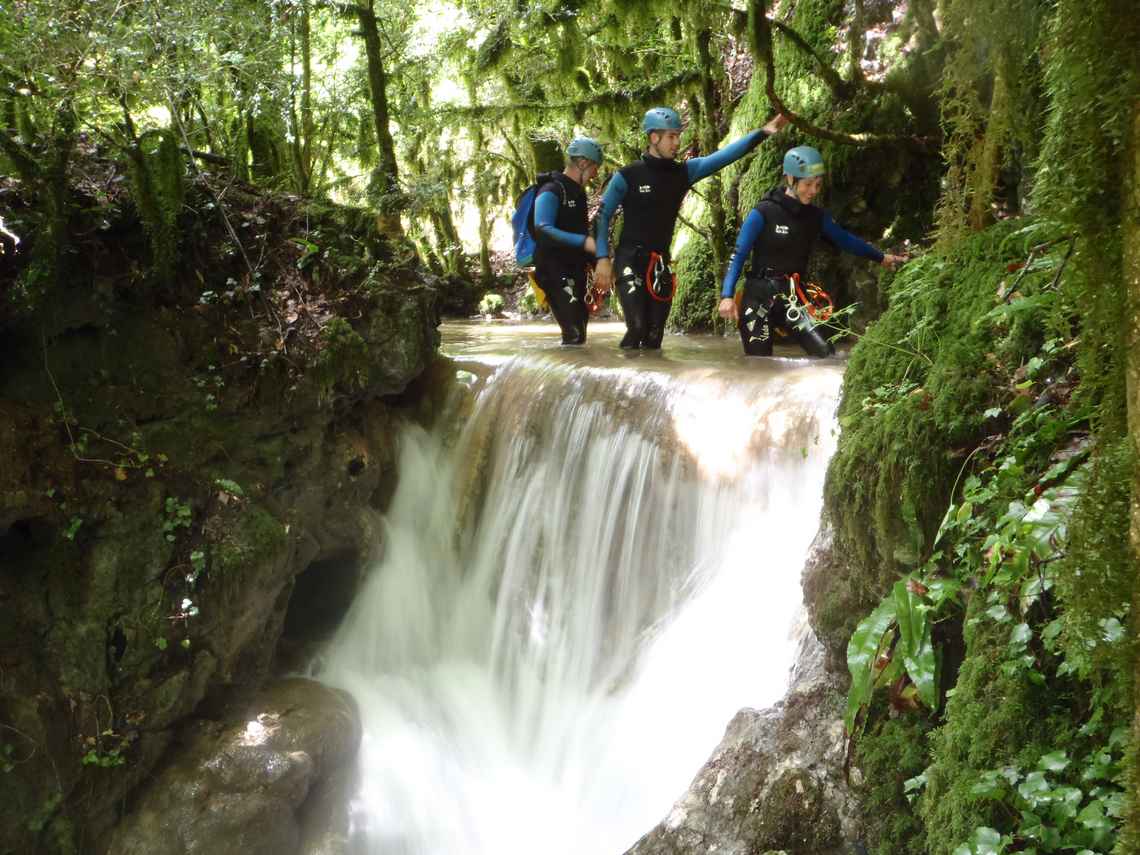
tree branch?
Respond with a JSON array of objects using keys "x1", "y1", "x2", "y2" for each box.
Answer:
[
  {"x1": 750, "y1": 4, "x2": 930, "y2": 150},
  {"x1": 768, "y1": 18, "x2": 853, "y2": 100},
  {"x1": 678, "y1": 212, "x2": 712, "y2": 242}
]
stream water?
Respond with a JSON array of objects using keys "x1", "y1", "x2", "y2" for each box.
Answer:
[{"x1": 322, "y1": 321, "x2": 844, "y2": 854}]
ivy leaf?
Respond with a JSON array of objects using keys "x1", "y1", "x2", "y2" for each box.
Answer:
[
  {"x1": 1018, "y1": 771, "x2": 1051, "y2": 807},
  {"x1": 1038, "y1": 751, "x2": 1070, "y2": 773},
  {"x1": 1010, "y1": 623, "x2": 1033, "y2": 647}
]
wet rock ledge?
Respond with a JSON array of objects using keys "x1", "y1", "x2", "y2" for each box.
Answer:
[{"x1": 625, "y1": 627, "x2": 861, "y2": 855}]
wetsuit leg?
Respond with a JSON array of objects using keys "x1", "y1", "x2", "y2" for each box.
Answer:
[
  {"x1": 738, "y1": 277, "x2": 777, "y2": 356},
  {"x1": 643, "y1": 296, "x2": 671, "y2": 350},
  {"x1": 538, "y1": 266, "x2": 587, "y2": 344},
  {"x1": 614, "y1": 247, "x2": 649, "y2": 349},
  {"x1": 785, "y1": 308, "x2": 835, "y2": 358}
]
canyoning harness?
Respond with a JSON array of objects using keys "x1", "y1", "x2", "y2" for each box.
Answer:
[
  {"x1": 735, "y1": 272, "x2": 834, "y2": 324},
  {"x1": 786, "y1": 273, "x2": 834, "y2": 323},
  {"x1": 644, "y1": 251, "x2": 677, "y2": 302},
  {"x1": 584, "y1": 265, "x2": 604, "y2": 315}
]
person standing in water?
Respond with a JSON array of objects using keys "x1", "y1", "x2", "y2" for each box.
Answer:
[
  {"x1": 592, "y1": 108, "x2": 789, "y2": 349},
  {"x1": 533, "y1": 137, "x2": 604, "y2": 345},
  {"x1": 718, "y1": 145, "x2": 905, "y2": 357}
]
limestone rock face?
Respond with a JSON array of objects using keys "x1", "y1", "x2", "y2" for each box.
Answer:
[
  {"x1": 108, "y1": 679, "x2": 360, "y2": 855},
  {"x1": 625, "y1": 631, "x2": 860, "y2": 855}
]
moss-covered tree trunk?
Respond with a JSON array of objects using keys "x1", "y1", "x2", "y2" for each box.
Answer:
[
  {"x1": 466, "y1": 78, "x2": 493, "y2": 283},
  {"x1": 1124, "y1": 92, "x2": 1140, "y2": 855},
  {"x1": 354, "y1": 0, "x2": 403, "y2": 235},
  {"x1": 694, "y1": 28, "x2": 728, "y2": 274},
  {"x1": 289, "y1": 0, "x2": 315, "y2": 196}
]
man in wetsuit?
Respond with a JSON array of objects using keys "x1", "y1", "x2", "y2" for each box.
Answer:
[
  {"x1": 592, "y1": 108, "x2": 788, "y2": 349},
  {"x1": 718, "y1": 145, "x2": 906, "y2": 357},
  {"x1": 533, "y1": 137, "x2": 603, "y2": 345}
]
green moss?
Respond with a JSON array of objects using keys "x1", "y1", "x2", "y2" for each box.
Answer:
[
  {"x1": 813, "y1": 220, "x2": 1082, "y2": 649},
  {"x1": 669, "y1": 236, "x2": 720, "y2": 333},
  {"x1": 126, "y1": 129, "x2": 184, "y2": 285},
  {"x1": 1052, "y1": 436, "x2": 1135, "y2": 713},
  {"x1": 211, "y1": 504, "x2": 287, "y2": 578},
  {"x1": 919, "y1": 607, "x2": 1077, "y2": 855},
  {"x1": 856, "y1": 707, "x2": 934, "y2": 855},
  {"x1": 313, "y1": 317, "x2": 369, "y2": 403}
]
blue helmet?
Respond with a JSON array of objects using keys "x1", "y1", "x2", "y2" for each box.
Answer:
[
  {"x1": 783, "y1": 146, "x2": 826, "y2": 178},
  {"x1": 566, "y1": 137, "x2": 604, "y2": 164},
  {"x1": 641, "y1": 107, "x2": 683, "y2": 134}
]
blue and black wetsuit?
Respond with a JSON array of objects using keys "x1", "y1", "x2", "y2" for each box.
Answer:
[
  {"x1": 596, "y1": 129, "x2": 774, "y2": 349},
  {"x1": 534, "y1": 172, "x2": 592, "y2": 344},
  {"x1": 721, "y1": 187, "x2": 884, "y2": 357}
]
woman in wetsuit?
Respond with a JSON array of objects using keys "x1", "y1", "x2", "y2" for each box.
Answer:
[{"x1": 718, "y1": 145, "x2": 905, "y2": 357}]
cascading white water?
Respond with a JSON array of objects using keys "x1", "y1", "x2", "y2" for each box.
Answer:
[{"x1": 323, "y1": 324, "x2": 843, "y2": 855}]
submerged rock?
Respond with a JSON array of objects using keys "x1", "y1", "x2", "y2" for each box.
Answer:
[
  {"x1": 625, "y1": 629, "x2": 860, "y2": 855},
  {"x1": 108, "y1": 678, "x2": 360, "y2": 855}
]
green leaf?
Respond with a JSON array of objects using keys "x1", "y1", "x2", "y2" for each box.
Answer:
[
  {"x1": 1099, "y1": 617, "x2": 1124, "y2": 643},
  {"x1": 1010, "y1": 623, "x2": 1033, "y2": 647},
  {"x1": 983, "y1": 407, "x2": 1002, "y2": 419},
  {"x1": 956, "y1": 502, "x2": 974, "y2": 524},
  {"x1": 1038, "y1": 751, "x2": 1070, "y2": 772},
  {"x1": 844, "y1": 595, "x2": 898, "y2": 731},
  {"x1": 971, "y1": 826, "x2": 1003, "y2": 855},
  {"x1": 893, "y1": 580, "x2": 938, "y2": 710},
  {"x1": 1018, "y1": 771, "x2": 1051, "y2": 806},
  {"x1": 986, "y1": 604, "x2": 1011, "y2": 623},
  {"x1": 1077, "y1": 800, "x2": 1112, "y2": 832}
]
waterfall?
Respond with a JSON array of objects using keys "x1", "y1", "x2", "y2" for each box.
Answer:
[{"x1": 323, "y1": 332, "x2": 842, "y2": 854}]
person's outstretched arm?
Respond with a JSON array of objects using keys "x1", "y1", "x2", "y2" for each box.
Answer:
[
  {"x1": 686, "y1": 114, "x2": 789, "y2": 184},
  {"x1": 820, "y1": 213, "x2": 905, "y2": 268},
  {"x1": 592, "y1": 173, "x2": 629, "y2": 291},
  {"x1": 534, "y1": 191, "x2": 595, "y2": 253},
  {"x1": 717, "y1": 209, "x2": 766, "y2": 322}
]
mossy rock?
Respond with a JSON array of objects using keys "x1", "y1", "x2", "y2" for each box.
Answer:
[
  {"x1": 809, "y1": 220, "x2": 1048, "y2": 655},
  {"x1": 854, "y1": 705, "x2": 934, "y2": 855},
  {"x1": 919, "y1": 599, "x2": 1074, "y2": 854}
]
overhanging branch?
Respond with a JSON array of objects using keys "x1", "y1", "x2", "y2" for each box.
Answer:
[{"x1": 750, "y1": 3, "x2": 930, "y2": 150}]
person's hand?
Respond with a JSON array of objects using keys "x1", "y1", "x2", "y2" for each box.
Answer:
[
  {"x1": 593, "y1": 257, "x2": 613, "y2": 293},
  {"x1": 763, "y1": 113, "x2": 791, "y2": 135},
  {"x1": 583, "y1": 236, "x2": 597, "y2": 256},
  {"x1": 881, "y1": 253, "x2": 907, "y2": 270},
  {"x1": 718, "y1": 297, "x2": 738, "y2": 322}
]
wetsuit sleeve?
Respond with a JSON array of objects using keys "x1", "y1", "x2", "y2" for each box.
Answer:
[
  {"x1": 721, "y1": 209, "x2": 765, "y2": 298},
  {"x1": 820, "y1": 212, "x2": 884, "y2": 263},
  {"x1": 595, "y1": 172, "x2": 628, "y2": 258},
  {"x1": 534, "y1": 190, "x2": 586, "y2": 249},
  {"x1": 686, "y1": 130, "x2": 770, "y2": 184}
]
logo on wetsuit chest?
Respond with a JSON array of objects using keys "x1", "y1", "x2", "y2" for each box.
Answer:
[
  {"x1": 566, "y1": 199, "x2": 577, "y2": 207},
  {"x1": 775, "y1": 225, "x2": 790, "y2": 235},
  {"x1": 638, "y1": 185, "x2": 651, "y2": 193}
]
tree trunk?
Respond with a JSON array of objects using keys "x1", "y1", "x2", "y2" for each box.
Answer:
[
  {"x1": 1124, "y1": 91, "x2": 1140, "y2": 855},
  {"x1": 289, "y1": 0, "x2": 315, "y2": 195},
  {"x1": 467, "y1": 79, "x2": 493, "y2": 283},
  {"x1": 356, "y1": 0, "x2": 403, "y2": 235},
  {"x1": 694, "y1": 28, "x2": 728, "y2": 273}
]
